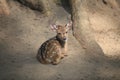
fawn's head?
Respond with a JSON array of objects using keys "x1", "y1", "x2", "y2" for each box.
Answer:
[{"x1": 50, "y1": 21, "x2": 72, "y2": 41}]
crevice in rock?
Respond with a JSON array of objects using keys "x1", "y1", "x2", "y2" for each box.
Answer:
[
  {"x1": 15, "y1": 0, "x2": 44, "y2": 12},
  {"x1": 102, "y1": 0, "x2": 107, "y2": 5},
  {"x1": 55, "y1": 0, "x2": 71, "y2": 14}
]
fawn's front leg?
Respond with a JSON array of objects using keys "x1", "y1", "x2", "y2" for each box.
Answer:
[
  {"x1": 62, "y1": 44, "x2": 68, "y2": 57},
  {"x1": 52, "y1": 51, "x2": 62, "y2": 65}
]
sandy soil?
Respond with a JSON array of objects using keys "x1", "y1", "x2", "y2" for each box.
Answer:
[{"x1": 0, "y1": 1, "x2": 120, "y2": 80}]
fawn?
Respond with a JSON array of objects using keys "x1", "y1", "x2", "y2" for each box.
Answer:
[{"x1": 37, "y1": 22, "x2": 72, "y2": 65}]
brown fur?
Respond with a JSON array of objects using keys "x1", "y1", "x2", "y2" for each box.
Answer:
[{"x1": 37, "y1": 24, "x2": 71, "y2": 65}]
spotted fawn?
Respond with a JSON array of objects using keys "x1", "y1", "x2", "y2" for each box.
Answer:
[{"x1": 37, "y1": 22, "x2": 72, "y2": 65}]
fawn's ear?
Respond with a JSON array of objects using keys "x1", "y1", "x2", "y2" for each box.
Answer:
[
  {"x1": 50, "y1": 24, "x2": 58, "y2": 31},
  {"x1": 66, "y1": 21, "x2": 72, "y2": 30}
]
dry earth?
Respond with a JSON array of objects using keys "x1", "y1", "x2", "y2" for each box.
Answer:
[{"x1": 0, "y1": 1, "x2": 120, "y2": 80}]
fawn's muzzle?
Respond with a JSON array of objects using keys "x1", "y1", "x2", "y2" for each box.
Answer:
[{"x1": 63, "y1": 38, "x2": 67, "y2": 40}]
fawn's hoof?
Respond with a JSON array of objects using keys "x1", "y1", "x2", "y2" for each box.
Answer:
[
  {"x1": 61, "y1": 56, "x2": 64, "y2": 59},
  {"x1": 52, "y1": 62, "x2": 59, "y2": 65},
  {"x1": 64, "y1": 54, "x2": 68, "y2": 56},
  {"x1": 52, "y1": 61, "x2": 60, "y2": 65}
]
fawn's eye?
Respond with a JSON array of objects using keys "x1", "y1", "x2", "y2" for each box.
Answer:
[
  {"x1": 58, "y1": 33, "x2": 61, "y2": 35},
  {"x1": 66, "y1": 32, "x2": 68, "y2": 33}
]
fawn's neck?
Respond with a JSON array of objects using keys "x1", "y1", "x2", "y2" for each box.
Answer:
[{"x1": 56, "y1": 36, "x2": 67, "y2": 48}]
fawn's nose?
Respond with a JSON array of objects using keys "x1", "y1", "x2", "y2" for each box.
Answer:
[{"x1": 63, "y1": 37, "x2": 67, "y2": 40}]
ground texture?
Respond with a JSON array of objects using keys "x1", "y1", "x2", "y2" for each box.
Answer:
[{"x1": 0, "y1": 1, "x2": 120, "y2": 80}]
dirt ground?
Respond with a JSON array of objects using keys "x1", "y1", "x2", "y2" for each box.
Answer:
[{"x1": 0, "y1": 1, "x2": 120, "y2": 80}]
